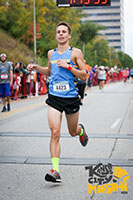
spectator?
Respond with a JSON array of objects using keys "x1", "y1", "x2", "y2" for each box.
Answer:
[
  {"x1": 26, "y1": 71, "x2": 35, "y2": 97},
  {"x1": 46, "y1": 76, "x2": 51, "y2": 92},
  {"x1": 0, "y1": 53, "x2": 13, "y2": 112},
  {"x1": 14, "y1": 62, "x2": 30, "y2": 98},
  {"x1": 129, "y1": 67, "x2": 133, "y2": 83},
  {"x1": 34, "y1": 71, "x2": 40, "y2": 97},
  {"x1": 13, "y1": 72, "x2": 23, "y2": 100},
  {"x1": 84, "y1": 61, "x2": 92, "y2": 95},
  {"x1": 122, "y1": 68, "x2": 129, "y2": 84}
]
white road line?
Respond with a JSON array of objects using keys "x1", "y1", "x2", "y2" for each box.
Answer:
[{"x1": 110, "y1": 118, "x2": 121, "y2": 129}]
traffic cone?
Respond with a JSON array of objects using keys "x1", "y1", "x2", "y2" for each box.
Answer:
[{"x1": 42, "y1": 81, "x2": 47, "y2": 94}]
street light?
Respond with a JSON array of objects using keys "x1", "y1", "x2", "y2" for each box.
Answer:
[{"x1": 33, "y1": 0, "x2": 37, "y2": 63}]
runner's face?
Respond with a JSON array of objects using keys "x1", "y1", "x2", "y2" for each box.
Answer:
[{"x1": 56, "y1": 25, "x2": 71, "y2": 44}]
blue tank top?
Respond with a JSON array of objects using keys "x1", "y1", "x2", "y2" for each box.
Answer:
[{"x1": 49, "y1": 47, "x2": 78, "y2": 98}]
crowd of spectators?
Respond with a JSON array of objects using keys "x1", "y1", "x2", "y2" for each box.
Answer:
[
  {"x1": 11, "y1": 61, "x2": 49, "y2": 100},
  {"x1": 1, "y1": 55, "x2": 132, "y2": 102},
  {"x1": 10, "y1": 61, "x2": 133, "y2": 100}
]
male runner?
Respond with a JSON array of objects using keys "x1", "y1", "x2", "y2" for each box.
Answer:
[
  {"x1": 27, "y1": 22, "x2": 88, "y2": 183},
  {"x1": 0, "y1": 53, "x2": 13, "y2": 112}
]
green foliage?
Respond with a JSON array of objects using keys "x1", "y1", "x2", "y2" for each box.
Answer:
[
  {"x1": 118, "y1": 51, "x2": 133, "y2": 68},
  {"x1": 37, "y1": 1, "x2": 83, "y2": 56},
  {"x1": 78, "y1": 21, "x2": 104, "y2": 44},
  {"x1": 0, "y1": 0, "x2": 31, "y2": 38},
  {"x1": 0, "y1": 0, "x2": 132, "y2": 68},
  {"x1": 84, "y1": 38, "x2": 109, "y2": 66},
  {"x1": 0, "y1": 0, "x2": 8, "y2": 28},
  {"x1": 0, "y1": 29, "x2": 34, "y2": 65}
]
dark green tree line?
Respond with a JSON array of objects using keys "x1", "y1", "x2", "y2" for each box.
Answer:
[{"x1": 0, "y1": 0, "x2": 132, "y2": 67}]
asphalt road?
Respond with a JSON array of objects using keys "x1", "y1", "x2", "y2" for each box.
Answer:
[{"x1": 0, "y1": 81, "x2": 133, "y2": 200}]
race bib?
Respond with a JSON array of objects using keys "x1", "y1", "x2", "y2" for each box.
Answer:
[
  {"x1": 1, "y1": 74, "x2": 8, "y2": 79},
  {"x1": 53, "y1": 81, "x2": 70, "y2": 92}
]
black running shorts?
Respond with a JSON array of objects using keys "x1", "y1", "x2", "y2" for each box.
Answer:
[{"x1": 46, "y1": 94, "x2": 80, "y2": 114}]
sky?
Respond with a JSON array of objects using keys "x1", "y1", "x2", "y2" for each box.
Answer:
[{"x1": 124, "y1": 0, "x2": 133, "y2": 58}]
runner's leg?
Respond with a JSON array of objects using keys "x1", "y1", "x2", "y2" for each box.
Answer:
[
  {"x1": 65, "y1": 111, "x2": 81, "y2": 136},
  {"x1": 45, "y1": 106, "x2": 62, "y2": 182},
  {"x1": 66, "y1": 112, "x2": 88, "y2": 146},
  {"x1": 101, "y1": 80, "x2": 104, "y2": 89},
  {"x1": 48, "y1": 106, "x2": 62, "y2": 171}
]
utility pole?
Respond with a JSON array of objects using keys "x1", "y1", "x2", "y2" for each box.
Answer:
[
  {"x1": 83, "y1": 43, "x2": 85, "y2": 57},
  {"x1": 95, "y1": 50, "x2": 97, "y2": 64},
  {"x1": 33, "y1": 0, "x2": 37, "y2": 63}
]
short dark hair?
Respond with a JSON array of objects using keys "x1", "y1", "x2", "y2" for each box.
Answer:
[{"x1": 56, "y1": 22, "x2": 71, "y2": 34}]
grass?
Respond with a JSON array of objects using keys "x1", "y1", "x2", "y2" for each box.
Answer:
[{"x1": 0, "y1": 29, "x2": 34, "y2": 65}]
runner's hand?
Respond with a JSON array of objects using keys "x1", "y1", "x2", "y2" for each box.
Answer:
[
  {"x1": 57, "y1": 59, "x2": 68, "y2": 69},
  {"x1": 27, "y1": 64, "x2": 34, "y2": 72}
]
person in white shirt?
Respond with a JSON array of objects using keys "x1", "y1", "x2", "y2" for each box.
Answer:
[{"x1": 97, "y1": 66, "x2": 106, "y2": 90}]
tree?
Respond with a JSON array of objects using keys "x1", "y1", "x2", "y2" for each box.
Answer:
[
  {"x1": 86, "y1": 38, "x2": 110, "y2": 66},
  {"x1": 22, "y1": 21, "x2": 41, "y2": 47},
  {"x1": 35, "y1": 0, "x2": 84, "y2": 57},
  {"x1": 1, "y1": 0, "x2": 132, "y2": 67},
  {"x1": 118, "y1": 51, "x2": 133, "y2": 68},
  {"x1": 0, "y1": 0, "x2": 31, "y2": 38},
  {"x1": 78, "y1": 21, "x2": 104, "y2": 44},
  {"x1": 0, "y1": 0, "x2": 8, "y2": 29},
  {"x1": 77, "y1": 21, "x2": 105, "y2": 56}
]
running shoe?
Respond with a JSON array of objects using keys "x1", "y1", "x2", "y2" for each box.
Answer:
[
  {"x1": 45, "y1": 169, "x2": 62, "y2": 183},
  {"x1": 79, "y1": 123, "x2": 88, "y2": 147},
  {"x1": 1, "y1": 106, "x2": 6, "y2": 112}
]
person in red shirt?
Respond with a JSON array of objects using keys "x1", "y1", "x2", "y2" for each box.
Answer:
[{"x1": 122, "y1": 68, "x2": 129, "y2": 83}]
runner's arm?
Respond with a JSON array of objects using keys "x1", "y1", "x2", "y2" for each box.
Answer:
[
  {"x1": 27, "y1": 65, "x2": 50, "y2": 76},
  {"x1": 69, "y1": 49, "x2": 87, "y2": 81},
  {"x1": 27, "y1": 50, "x2": 53, "y2": 76},
  {"x1": 57, "y1": 49, "x2": 87, "y2": 81}
]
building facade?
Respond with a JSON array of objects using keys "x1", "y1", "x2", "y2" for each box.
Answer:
[{"x1": 82, "y1": 0, "x2": 124, "y2": 52}]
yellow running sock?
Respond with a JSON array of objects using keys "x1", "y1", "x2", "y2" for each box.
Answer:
[
  {"x1": 51, "y1": 157, "x2": 59, "y2": 172},
  {"x1": 80, "y1": 128, "x2": 83, "y2": 136}
]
